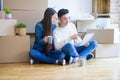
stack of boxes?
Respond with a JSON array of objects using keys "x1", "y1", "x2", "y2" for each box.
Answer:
[
  {"x1": 0, "y1": 19, "x2": 30, "y2": 63},
  {"x1": 1, "y1": 0, "x2": 47, "y2": 63},
  {"x1": 87, "y1": 28, "x2": 120, "y2": 58},
  {"x1": 76, "y1": 20, "x2": 120, "y2": 58},
  {"x1": 3, "y1": 0, "x2": 48, "y2": 33}
]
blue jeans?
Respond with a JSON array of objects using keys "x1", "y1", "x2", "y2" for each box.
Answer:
[
  {"x1": 76, "y1": 40, "x2": 97, "y2": 58},
  {"x1": 62, "y1": 40, "x2": 97, "y2": 60},
  {"x1": 62, "y1": 43, "x2": 79, "y2": 59},
  {"x1": 29, "y1": 49, "x2": 65, "y2": 64}
]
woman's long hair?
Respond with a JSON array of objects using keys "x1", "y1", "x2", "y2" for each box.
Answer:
[{"x1": 40, "y1": 8, "x2": 56, "y2": 54}]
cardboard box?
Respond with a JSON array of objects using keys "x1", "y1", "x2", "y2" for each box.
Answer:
[
  {"x1": 12, "y1": 10, "x2": 44, "y2": 33},
  {"x1": 3, "y1": 0, "x2": 47, "y2": 10},
  {"x1": 76, "y1": 19, "x2": 97, "y2": 32},
  {"x1": 0, "y1": 36, "x2": 30, "y2": 63},
  {"x1": 87, "y1": 29, "x2": 119, "y2": 44},
  {"x1": 95, "y1": 44, "x2": 120, "y2": 58},
  {"x1": 0, "y1": 19, "x2": 17, "y2": 36},
  {"x1": 3, "y1": 0, "x2": 48, "y2": 33}
]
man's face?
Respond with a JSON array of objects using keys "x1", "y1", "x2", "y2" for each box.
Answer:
[{"x1": 58, "y1": 14, "x2": 70, "y2": 27}]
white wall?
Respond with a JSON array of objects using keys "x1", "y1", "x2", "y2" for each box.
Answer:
[{"x1": 48, "y1": 0, "x2": 92, "y2": 20}]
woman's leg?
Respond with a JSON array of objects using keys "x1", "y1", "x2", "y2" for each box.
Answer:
[
  {"x1": 29, "y1": 49, "x2": 56, "y2": 64},
  {"x1": 49, "y1": 50, "x2": 65, "y2": 60},
  {"x1": 75, "y1": 40, "x2": 97, "y2": 58}
]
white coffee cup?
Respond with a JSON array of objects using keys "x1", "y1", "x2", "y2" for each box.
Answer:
[
  {"x1": 47, "y1": 36, "x2": 53, "y2": 44},
  {"x1": 80, "y1": 58, "x2": 86, "y2": 66}
]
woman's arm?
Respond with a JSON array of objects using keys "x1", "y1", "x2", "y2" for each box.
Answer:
[{"x1": 35, "y1": 23, "x2": 46, "y2": 45}]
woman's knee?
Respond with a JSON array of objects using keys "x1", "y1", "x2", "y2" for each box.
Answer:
[
  {"x1": 60, "y1": 52, "x2": 66, "y2": 59},
  {"x1": 29, "y1": 49, "x2": 40, "y2": 58},
  {"x1": 29, "y1": 49, "x2": 35, "y2": 57}
]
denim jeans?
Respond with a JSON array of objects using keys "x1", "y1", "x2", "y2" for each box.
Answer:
[
  {"x1": 29, "y1": 49, "x2": 65, "y2": 64},
  {"x1": 75, "y1": 40, "x2": 97, "y2": 58},
  {"x1": 62, "y1": 40, "x2": 97, "y2": 60}
]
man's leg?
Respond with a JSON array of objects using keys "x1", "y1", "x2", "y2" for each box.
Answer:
[
  {"x1": 86, "y1": 53, "x2": 94, "y2": 60},
  {"x1": 75, "y1": 40, "x2": 97, "y2": 58},
  {"x1": 62, "y1": 43, "x2": 79, "y2": 57},
  {"x1": 62, "y1": 43, "x2": 80, "y2": 64}
]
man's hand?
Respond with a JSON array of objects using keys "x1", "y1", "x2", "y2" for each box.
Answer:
[
  {"x1": 70, "y1": 34, "x2": 78, "y2": 40},
  {"x1": 84, "y1": 43, "x2": 89, "y2": 47}
]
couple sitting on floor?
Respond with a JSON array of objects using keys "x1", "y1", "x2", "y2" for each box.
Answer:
[{"x1": 29, "y1": 8, "x2": 97, "y2": 66}]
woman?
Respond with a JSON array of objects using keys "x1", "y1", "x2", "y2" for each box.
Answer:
[{"x1": 29, "y1": 8, "x2": 66, "y2": 66}]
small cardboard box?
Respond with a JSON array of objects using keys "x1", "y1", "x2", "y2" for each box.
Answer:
[
  {"x1": 77, "y1": 19, "x2": 97, "y2": 32},
  {"x1": 4, "y1": 0, "x2": 47, "y2": 10},
  {"x1": 95, "y1": 44, "x2": 120, "y2": 58},
  {"x1": 87, "y1": 29, "x2": 119, "y2": 44},
  {"x1": 0, "y1": 19, "x2": 17, "y2": 36},
  {"x1": 0, "y1": 35, "x2": 30, "y2": 63},
  {"x1": 12, "y1": 10, "x2": 43, "y2": 33}
]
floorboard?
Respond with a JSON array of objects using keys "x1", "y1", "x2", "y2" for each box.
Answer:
[{"x1": 0, "y1": 58, "x2": 120, "y2": 80}]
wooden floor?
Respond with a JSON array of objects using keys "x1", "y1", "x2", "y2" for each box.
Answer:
[{"x1": 0, "y1": 58, "x2": 120, "y2": 80}]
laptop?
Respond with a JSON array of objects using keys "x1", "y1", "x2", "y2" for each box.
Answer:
[{"x1": 75, "y1": 33, "x2": 94, "y2": 46}]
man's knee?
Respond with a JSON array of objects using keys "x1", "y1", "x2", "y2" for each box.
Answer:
[
  {"x1": 64, "y1": 43, "x2": 74, "y2": 48},
  {"x1": 90, "y1": 40, "x2": 98, "y2": 48}
]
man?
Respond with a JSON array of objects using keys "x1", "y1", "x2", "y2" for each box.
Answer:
[{"x1": 53, "y1": 9, "x2": 97, "y2": 64}]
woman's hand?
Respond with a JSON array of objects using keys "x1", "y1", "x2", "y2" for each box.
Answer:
[{"x1": 43, "y1": 36, "x2": 48, "y2": 43}]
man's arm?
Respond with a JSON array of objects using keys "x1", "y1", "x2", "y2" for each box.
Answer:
[
  {"x1": 71, "y1": 23, "x2": 90, "y2": 47},
  {"x1": 53, "y1": 30, "x2": 71, "y2": 50},
  {"x1": 71, "y1": 23, "x2": 82, "y2": 43}
]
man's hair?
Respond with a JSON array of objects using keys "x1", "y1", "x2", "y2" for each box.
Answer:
[{"x1": 58, "y1": 9, "x2": 69, "y2": 18}]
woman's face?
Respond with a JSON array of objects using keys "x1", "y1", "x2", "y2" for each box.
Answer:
[{"x1": 51, "y1": 14, "x2": 56, "y2": 24}]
